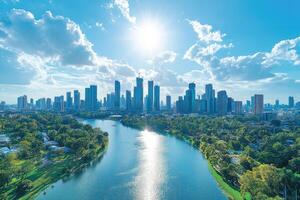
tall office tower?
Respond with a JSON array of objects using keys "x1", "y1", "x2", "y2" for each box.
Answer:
[
  {"x1": 66, "y1": 92, "x2": 73, "y2": 111},
  {"x1": 126, "y1": 90, "x2": 132, "y2": 111},
  {"x1": 0, "y1": 101, "x2": 5, "y2": 111},
  {"x1": 176, "y1": 96, "x2": 184, "y2": 113},
  {"x1": 114, "y1": 80, "x2": 121, "y2": 110},
  {"x1": 205, "y1": 84, "x2": 215, "y2": 114},
  {"x1": 275, "y1": 99, "x2": 279, "y2": 108},
  {"x1": 121, "y1": 95, "x2": 126, "y2": 109},
  {"x1": 234, "y1": 101, "x2": 243, "y2": 115},
  {"x1": 90, "y1": 85, "x2": 98, "y2": 111},
  {"x1": 154, "y1": 85, "x2": 160, "y2": 111},
  {"x1": 36, "y1": 98, "x2": 46, "y2": 110},
  {"x1": 246, "y1": 100, "x2": 251, "y2": 112},
  {"x1": 251, "y1": 96, "x2": 255, "y2": 112},
  {"x1": 188, "y1": 83, "x2": 196, "y2": 113},
  {"x1": 227, "y1": 97, "x2": 234, "y2": 113},
  {"x1": 254, "y1": 94, "x2": 264, "y2": 115},
  {"x1": 147, "y1": 80, "x2": 154, "y2": 112},
  {"x1": 166, "y1": 95, "x2": 171, "y2": 111},
  {"x1": 17, "y1": 95, "x2": 28, "y2": 111},
  {"x1": 288, "y1": 96, "x2": 294, "y2": 108},
  {"x1": 85, "y1": 87, "x2": 91, "y2": 111},
  {"x1": 74, "y1": 90, "x2": 80, "y2": 111},
  {"x1": 217, "y1": 90, "x2": 228, "y2": 116},
  {"x1": 54, "y1": 95, "x2": 64, "y2": 112},
  {"x1": 46, "y1": 98, "x2": 52, "y2": 110},
  {"x1": 134, "y1": 77, "x2": 143, "y2": 112}
]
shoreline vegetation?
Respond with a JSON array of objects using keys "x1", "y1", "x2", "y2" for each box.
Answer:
[
  {"x1": 0, "y1": 113, "x2": 108, "y2": 199},
  {"x1": 120, "y1": 115, "x2": 300, "y2": 200}
]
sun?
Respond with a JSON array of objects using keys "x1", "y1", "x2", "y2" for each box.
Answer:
[{"x1": 132, "y1": 20, "x2": 165, "y2": 54}]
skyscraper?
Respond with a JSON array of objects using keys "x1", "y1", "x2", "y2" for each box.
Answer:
[
  {"x1": 85, "y1": 87, "x2": 91, "y2": 111},
  {"x1": 134, "y1": 77, "x2": 143, "y2": 112},
  {"x1": 90, "y1": 85, "x2": 98, "y2": 111},
  {"x1": 176, "y1": 96, "x2": 184, "y2": 113},
  {"x1": 254, "y1": 94, "x2": 264, "y2": 115},
  {"x1": 54, "y1": 95, "x2": 64, "y2": 112},
  {"x1": 85, "y1": 85, "x2": 98, "y2": 111},
  {"x1": 217, "y1": 90, "x2": 228, "y2": 116},
  {"x1": 234, "y1": 101, "x2": 243, "y2": 115},
  {"x1": 288, "y1": 96, "x2": 294, "y2": 108},
  {"x1": 74, "y1": 90, "x2": 80, "y2": 111},
  {"x1": 166, "y1": 95, "x2": 171, "y2": 111},
  {"x1": 46, "y1": 98, "x2": 52, "y2": 110},
  {"x1": 154, "y1": 85, "x2": 160, "y2": 111},
  {"x1": 17, "y1": 95, "x2": 27, "y2": 111},
  {"x1": 66, "y1": 92, "x2": 73, "y2": 111},
  {"x1": 188, "y1": 83, "x2": 196, "y2": 113},
  {"x1": 114, "y1": 80, "x2": 121, "y2": 110},
  {"x1": 205, "y1": 84, "x2": 215, "y2": 114},
  {"x1": 147, "y1": 80, "x2": 154, "y2": 112},
  {"x1": 126, "y1": 90, "x2": 132, "y2": 111}
]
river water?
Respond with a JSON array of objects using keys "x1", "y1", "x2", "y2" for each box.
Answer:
[{"x1": 37, "y1": 119, "x2": 227, "y2": 200}]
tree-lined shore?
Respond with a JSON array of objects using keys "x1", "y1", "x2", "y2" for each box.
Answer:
[{"x1": 0, "y1": 113, "x2": 108, "y2": 199}]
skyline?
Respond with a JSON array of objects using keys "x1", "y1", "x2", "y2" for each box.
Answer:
[
  {"x1": 1, "y1": 0, "x2": 300, "y2": 103},
  {"x1": 11, "y1": 76, "x2": 298, "y2": 112}
]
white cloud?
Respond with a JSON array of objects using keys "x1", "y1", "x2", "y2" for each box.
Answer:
[
  {"x1": 264, "y1": 37, "x2": 300, "y2": 66},
  {"x1": 148, "y1": 50, "x2": 177, "y2": 65},
  {"x1": 113, "y1": 0, "x2": 136, "y2": 24},
  {"x1": 0, "y1": 9, "x2": 98, "y2": 67},
  {"x1": 187, "y1": 19, "x2": 225, "y2": 43}
]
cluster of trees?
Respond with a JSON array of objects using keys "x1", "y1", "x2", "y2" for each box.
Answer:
[
  {"x1": 122, "y1": 115, "x2": 300, "y2": 199},
  {"x1": 0, "y1": 112, "x2": 108, "y2": 198}
]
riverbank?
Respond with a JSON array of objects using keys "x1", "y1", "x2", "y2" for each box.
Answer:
[
  {"x1": 0, "y1": 113, "x2": 109, "y2": 199},
  {"x1": 120, "y1": 119, "x2": 244, "y2": 200}
]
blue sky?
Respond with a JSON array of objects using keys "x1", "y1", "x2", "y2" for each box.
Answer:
[{"x1": 0, "y1": 0, "x2": 300, "y2": 104}]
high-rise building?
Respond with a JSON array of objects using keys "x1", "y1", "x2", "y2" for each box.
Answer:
[
  {"x1": 114, "y1": 80, "x2": 121, "y2": 110},
  {"x1": 254, "y1": 94, "x2": 264, "y2": 115},
  {"x1": 134, "y1": 77, "x2": 143, "y2": 112},
  {"x1": 176, "y1": 96, "x2": 184, "y2": 113},
  {"x1": 217, "y1": 90, "x2": 228, "y2": 116},
  {"x1": 188, "y1": 83, "x2": 196, "y2": 113},
  {"x1": 85, "y1": 85, "x2": 98, "y2": 111},
  {"x1": 36, "y1": 98, "x2": 46, "y2": 110},
  {"x1": 90, "y1": 85, "x2": 98, "y2": 111},
  {"x1": 66, "y1": 92, "x2": 73, "y2": 111},
  {"x1": 166, "y1": 95, "x2": 171, "y2": 111},
  {"x1": 74, "y1": 90, "x2": 80, "y2": 111},
  {"x1": 0, "y1": 101, "x2": 5, "y2": 111},
  {"x1": 205, "y1": 84, "x2": 215, "y2": 114},
  {"x1": 126, "y1": 90, "x2": 132, "y2": 111},
  {"x1": 275, "y1": 99, "x2": 279, "y2": 108},
  {"x1": 227, "y1": 97, "x2": 234, "y2": 113},
  {"x1": 147, "y1": 80, "x2": 154, "y2": 112},
  {"x1": 234, "y1": 101, "x2": 243, "y2": 115},
  {"x1": 154, "y1": 85, "x2": 160, "y2": 111},
  {"x1": 17, "y1": 95, "x2": 28, "y2": 111},
  {"x1": 120, "y1": 94, "x2": 126, "y2": 109},
  {"x1": 46, "y1": 98, "x2": 52, "y2": 110},
  {"x1": 85, "y1": 87, "x2": 91, "y2": 111},
  {"x1": 54, "y1": 95, "x2": 64, "y2": 112},
  {"x1": 288, "y1": 96, "x2": 294, "y2": 108}
]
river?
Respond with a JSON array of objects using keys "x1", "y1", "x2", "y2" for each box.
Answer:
[{"x1": 37, "y1": 119, "x2": 227, "y2": 200}]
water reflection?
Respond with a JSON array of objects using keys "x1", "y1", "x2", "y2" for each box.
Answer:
[{"x1": 134, "y1": 130, "x2": 166, "y2": 200}]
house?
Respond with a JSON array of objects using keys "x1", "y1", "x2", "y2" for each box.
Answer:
[{"x1": 0, "y1": 134, "x2": 10, "y2": 145}]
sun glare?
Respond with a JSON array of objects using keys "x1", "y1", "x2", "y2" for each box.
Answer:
[{"x1": 133, "y1": 20, "x2": 165, "y2": 54}]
